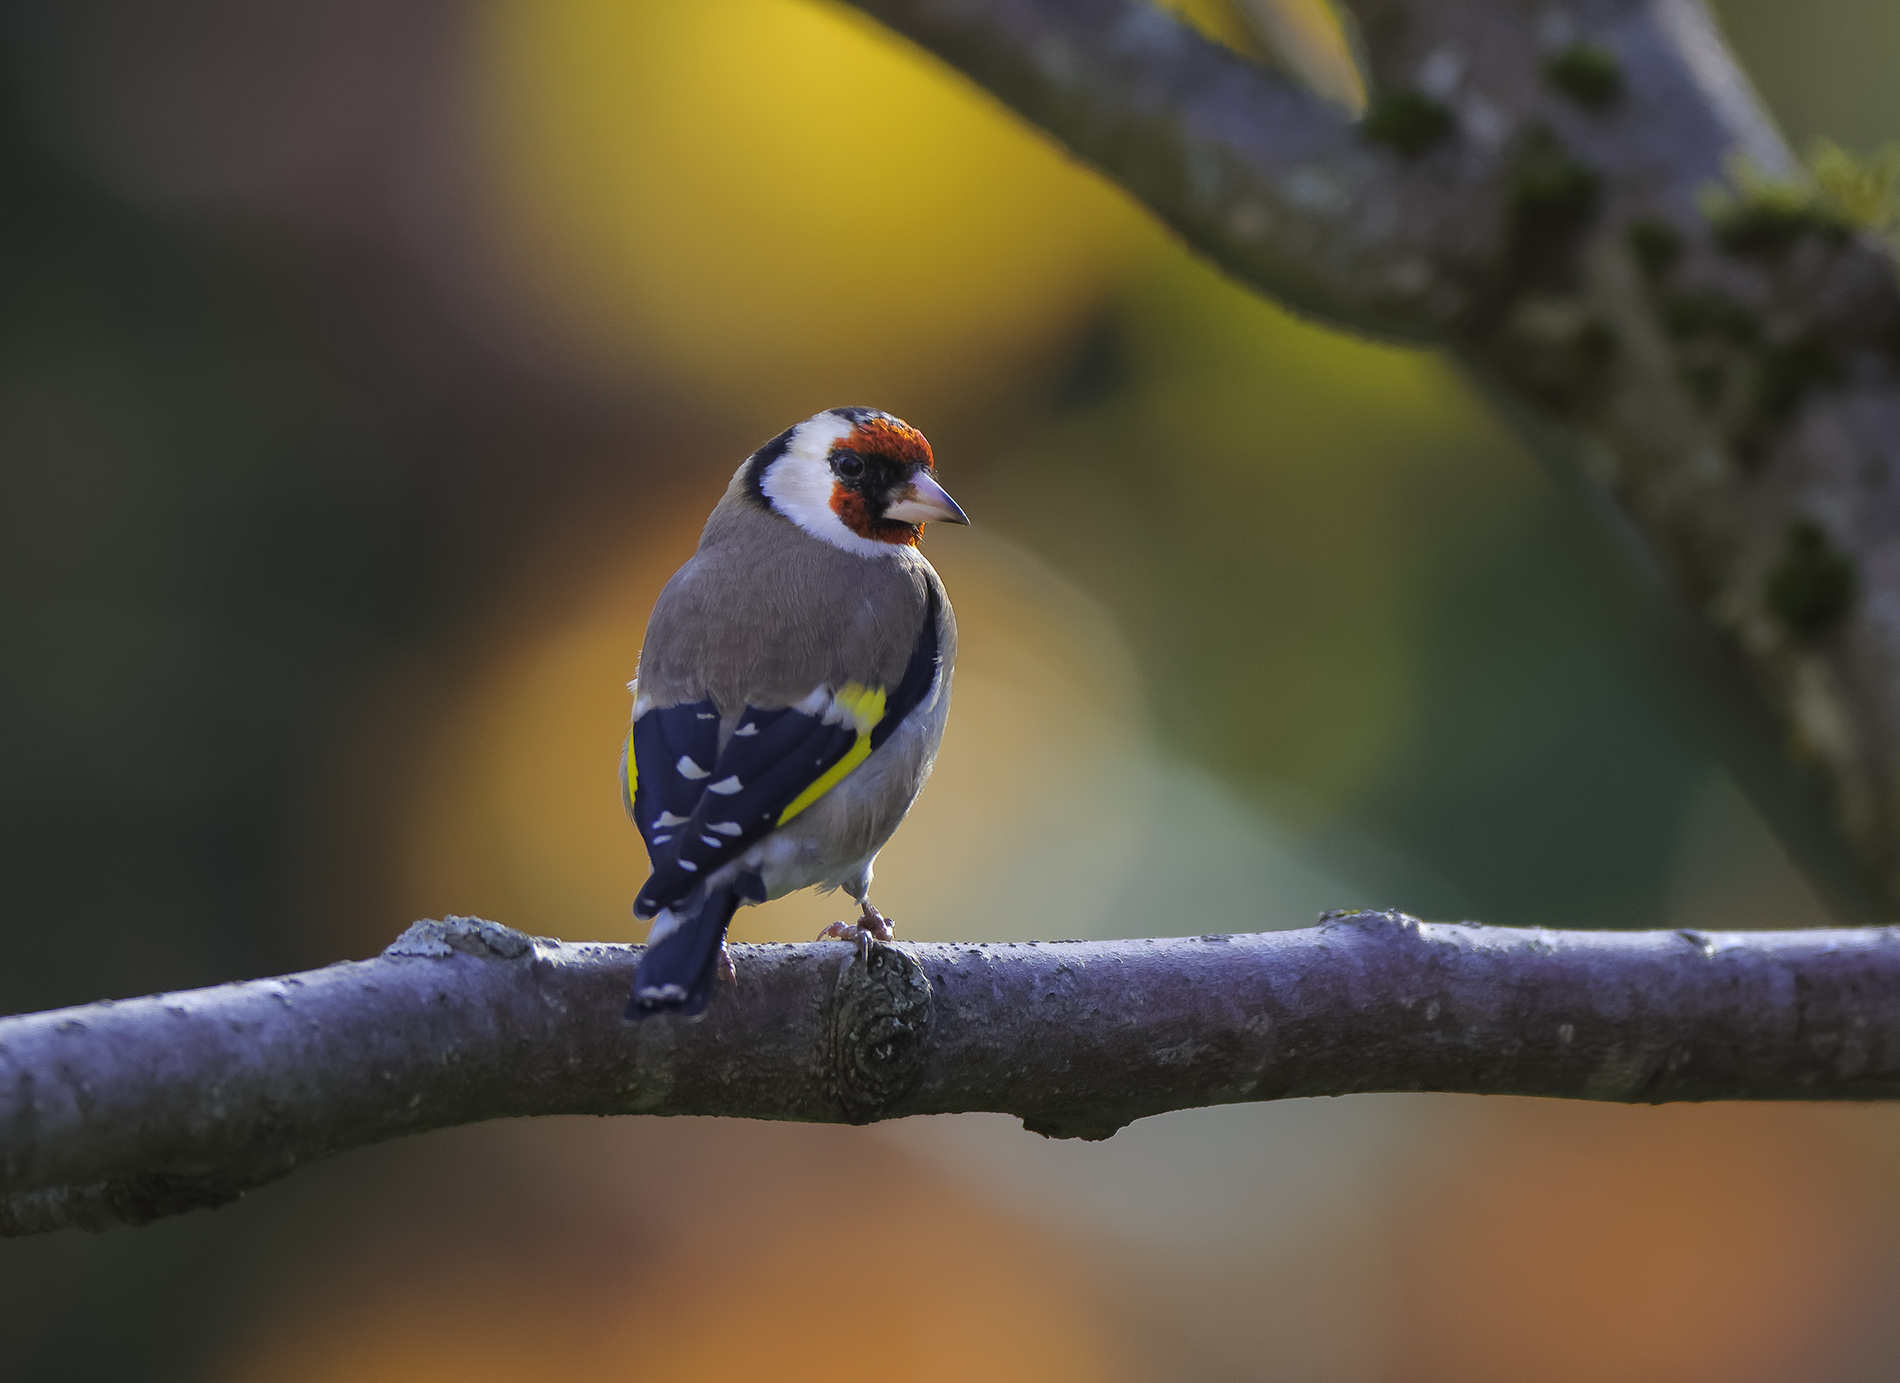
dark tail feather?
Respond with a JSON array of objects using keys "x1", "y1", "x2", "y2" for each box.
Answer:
[{"x1": 626, "y1": 886, "x2": 741, "y2": 1020}]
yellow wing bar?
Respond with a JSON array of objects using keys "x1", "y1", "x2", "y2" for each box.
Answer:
[
  {"x1": 622, "y1": 728, "x2": 637, "y2": 817},
  {"x1": 777, "y1": 682, "x2": 887, "y2": 825}
]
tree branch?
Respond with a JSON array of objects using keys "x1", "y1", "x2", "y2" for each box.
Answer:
[
  {"x1": 847, "y1": 0, "x2": 1500, "y2": 337},
  {"x1": 6, "y1": 911, "x2": 1900, "y2": 1237}
]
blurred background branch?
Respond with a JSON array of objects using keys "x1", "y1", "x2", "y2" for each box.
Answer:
[
  {"x1": 851, "y1": 0, "x2": 1900, "y2": 924},
  {"x1": 827, "y1": 0, "x2": 1489, "y2": 336},
  {"x1": 8, "y1": 911, "x2": 1900, "y2": 1240}
]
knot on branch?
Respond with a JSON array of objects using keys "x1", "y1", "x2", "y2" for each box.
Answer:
[
  {"x1": 828, "y1": 942, "x2": 933, "y2": 1122},
  {"x1": 385, "y1": 916, "x2": 532, "y2": 961}
]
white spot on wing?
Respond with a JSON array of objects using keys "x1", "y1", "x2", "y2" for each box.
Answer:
[
  {"x1": 700, "y1": 835, "x2": 723, "y2": 848},
  {"x1": 708, "y1": 821, "x2": 741, "y2": 835},
  {"x1": 676, "y1": 756, "x2": 709, "y2": 780},
  {"x1": 656, "y1": 810, "x2": 689, "y2": 827},
  {"x1": 646, "y1": 910, "x2": 683, "y2": 944},
  {"x1": 708, "y1": 776, "x2": 743, "y2": 794},
  {"x1": 734, "y1": 722, "x2": 759, "y2": 736},
  {"x1": 678, "y1": 859, "x2": 699, "y2": 872}
]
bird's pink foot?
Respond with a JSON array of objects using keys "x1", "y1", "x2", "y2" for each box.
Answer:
[
  {"x1": 858, "y1": 900, "x2": 894, "y2": 943},
  {"x1": 814, "y1": 901, "x2": 897, "y2": 956},
  {"x1": 716, "y1": 942, "x2": 737, "y2": 984}
]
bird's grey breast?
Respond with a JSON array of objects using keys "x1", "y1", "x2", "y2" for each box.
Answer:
[{"x1": 637, "y1": 502, "x2": 936, "y2": 712}]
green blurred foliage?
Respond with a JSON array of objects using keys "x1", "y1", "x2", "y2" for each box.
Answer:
[{"x1": 964, "y1": 250, "x2": 1708, "y2": 926}]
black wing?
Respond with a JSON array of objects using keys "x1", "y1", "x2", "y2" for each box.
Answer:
[{"x1": 625, "y1": 582, "x2": 942, "y2": 918}]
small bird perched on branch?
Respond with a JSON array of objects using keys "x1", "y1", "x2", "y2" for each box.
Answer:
[{"x1": 620, "y1": 407, "x2": 966, "y2": 1018}]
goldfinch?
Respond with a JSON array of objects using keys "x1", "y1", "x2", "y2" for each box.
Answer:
[{"x1": 621, "y1": 407, "x2": 966, "y2": 1018}]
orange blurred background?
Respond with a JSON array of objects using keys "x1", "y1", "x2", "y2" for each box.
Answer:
[{"x1": 3, "y1": 1, "x2": 1900, "y2": 1378}]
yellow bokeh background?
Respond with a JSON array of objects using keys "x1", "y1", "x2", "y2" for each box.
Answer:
[{"x1": 475, "y1": 0, "x2": 1157, "y2": 425}]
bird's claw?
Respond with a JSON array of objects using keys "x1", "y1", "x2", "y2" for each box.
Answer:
[
  {"x1": 815, "y1": 902, "x2": 896, "y2": 959},
  {"x1": 716, "y1": 942, "x2": 736, "y2": 984},
  {"x1": 815, "y1": 919, "x2": 875, "y2": 960},
  {"x1": 857, "y1": 901, "x2": 895, "y2": 944}
]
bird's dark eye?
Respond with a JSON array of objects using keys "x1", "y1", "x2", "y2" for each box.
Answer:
[{"x1": 833, "y1": 454, "x2": 865, "y2": 479}]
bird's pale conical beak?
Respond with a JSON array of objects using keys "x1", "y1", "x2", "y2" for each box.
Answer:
[{"x1": 883, "y1": 469, "x2": 970, "y2": 525}]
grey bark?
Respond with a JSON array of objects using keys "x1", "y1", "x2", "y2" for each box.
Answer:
[
  {"x1": 6, "y1": 911, "x2": 1900, "y2": 1237},
  {"x1": 846, "y1": 0, "x2": 1900, "y2": 917}
]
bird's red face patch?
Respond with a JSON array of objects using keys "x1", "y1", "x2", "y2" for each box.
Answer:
[
  {"x1": 828, "y1": 417, "x2": 935, "y2": 545},
  {"x1": 845, "y1": 417, "x2": 934, "y2": 472},
  {"x1": 828, "y1": 486, "x2": 908, "y2": 547},
  {"x1": 830, "y1": 486, "x2": 920, "y2": 546}
]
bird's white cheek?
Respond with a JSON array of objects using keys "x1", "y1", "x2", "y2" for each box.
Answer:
[{"x1": 760, "y1": 451, "x2": 898, "y2": 559}]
